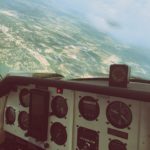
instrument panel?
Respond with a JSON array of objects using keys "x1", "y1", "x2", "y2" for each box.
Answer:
[
  {"x1": 1, "y1": 77, "x2": 150, "y2": 150},
  {"x1": 3, "y1": 85, "x2": 74, "y2": 150},
  {"x1": 73, "y1": 91, "x2": 141, "y2": 150}
]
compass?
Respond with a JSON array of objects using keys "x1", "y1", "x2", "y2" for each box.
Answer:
[{"x1": 109, "y1": 64, "x2": 130, "y2": 87}]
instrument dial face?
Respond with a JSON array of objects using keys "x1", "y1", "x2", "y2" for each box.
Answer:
[
  {"x1": 79, "y1": 96, "x2": 100, "y2": 121},
  {"x1": 5, "y1": 107, "x2": 16, "y2": 125},
  {"x1": 18, "y1": 111, "x2": 29, "y2": 130},
  {"x1": 77, "y1": 127, "x2": 99, "y2": 150},
  {"x1": 50, "y1": 122, "x2": 67, "y2": 145},
  {"x1": 51, "y1": 96, "x2": 68, "y2": 118},
  {"x1": 109, "y1": 139, "x2": 126, "y2": 150},
  {"x1": 111, "y1": 67, "x2": 126, "y2": 83},
  {"x1": 106, "y1": 101, "x2": 132, "y2": 129},
  {"x1": 19, "y1": 88, "x2": 30, "y2": 107}
]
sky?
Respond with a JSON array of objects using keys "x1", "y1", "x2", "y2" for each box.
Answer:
[{"x1": 51, "y1": 0, "x2": 150, "y2": 49}]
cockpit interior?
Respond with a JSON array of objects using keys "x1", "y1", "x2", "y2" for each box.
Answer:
[
  {"x1": 0, "y1": 64, "x2": 150, "y2": 150},
  {"x1": 1, "y1": 0, "x2": 150, "y2": 150}
]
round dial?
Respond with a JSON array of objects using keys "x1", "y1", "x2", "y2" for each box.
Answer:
[
  {"x1": 106, "y1": 101, "x2": 132, "y2": 129},
  {"x1": 79, "y1": 96, "x2": 100, "y2": 121},
  {"x1": 109, "y1": 139, "x2": 126, "y2": 150},
  {"x1": 111, "y1": 67, "x2": 127, "y2": 83},
  {"x1": 51, "y1": 96, "x2": 68, "y2": 118},
  {"x1": 18, "y1": 111, "x2": 29, "y2": 130},
  {"x1": 50, "y1": 122, "x2": 67, "y2": 145},
  {"x1": 5, "y1": 107, "x2": 16, "y2": 125},
  {"x1": 19, "y1": 88, "x2": 30, "y2": 107}
]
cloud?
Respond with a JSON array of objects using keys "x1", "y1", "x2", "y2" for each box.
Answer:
[
  {"x1": 88, "y1": 16, "x2": 110, "y2": 33},
  {"x1": 87, "y1": 0, "x2": 150, "y2": 48},
  {"x1": 49, "y1": 0, "x2": 150, "y2": 48},
  {"x1": 0, "y1": 10, "x2": 18, "y2": 18}
]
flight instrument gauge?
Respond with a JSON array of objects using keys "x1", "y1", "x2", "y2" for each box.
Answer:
[
  {"x1": 79, "y1": 96, "x2": 100, "y2": 121},
  {"x1": 51, "y1": 96, "x2": 68, "y2": 118},
  {"x1": 18, "y1": 111, "x2": 29, "y2": 130},
  {"x1": 19, "y1": 88, "x2": 30, "y2": 107},
  {"x1": 50, "y1": 122, "x2": 67, "y2": 145},
  {"x1": 106, "y1": 101, "x2": 132, "y2": 129},
  {"x1": 5, "y1": 107, "x2": 16, "y2": 125},
  {"x1": 109, "y1": 139, "x2": 126, "y2": 150}
]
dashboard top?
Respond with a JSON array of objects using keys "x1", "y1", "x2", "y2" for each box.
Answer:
[{"x1": 0, "y1": 75, "x2": 150, "y2": 102}]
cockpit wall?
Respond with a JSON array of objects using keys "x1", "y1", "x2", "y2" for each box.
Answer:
[{"x1": 0, "y1": 96, "x2": 6, "y2": 144}]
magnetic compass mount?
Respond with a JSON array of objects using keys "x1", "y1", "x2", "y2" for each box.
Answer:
[{"x1": 109, "y1": 64, "x2": 131, "y2": 88}]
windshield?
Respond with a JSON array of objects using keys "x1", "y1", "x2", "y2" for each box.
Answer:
[{"x1": 0, "y1": 0, "x2": 150, "y2": 79}]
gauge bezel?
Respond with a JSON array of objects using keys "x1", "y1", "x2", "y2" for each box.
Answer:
[
  {"x1": 51, "y1": 96, "x2": 68, "y2": 118},
  {"x1": 18, "y1": 111, "x2": 29, "y2": 130},
  {"x1": 5, "y1": 107, "x2": 16, "y2": 125},
  {"x1": 19, "y1": 88, "x2": 30, "y2": 107},
  {"x1": 50, "y1": 122, "x2": 67, "y2": 145},
  {"x1": 79, "y1": 96, "x2": 100, "y2": 121},
  {"x1": 106, "y1": 101, "x2": 132, "y2": 129}
]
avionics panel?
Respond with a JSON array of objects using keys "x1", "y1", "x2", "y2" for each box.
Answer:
[
  {"x1": 28, "y1": 89, "x2": 49, "y2": 141},
  {"x1": 2, "y1": 76, "x2": 150, "y2": 150}
]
